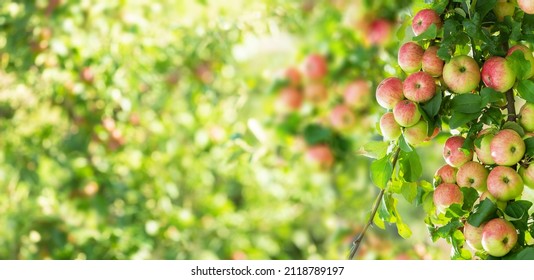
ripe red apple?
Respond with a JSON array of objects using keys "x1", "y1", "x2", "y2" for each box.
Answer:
[
  {"x1": 464, "y1": 222, "x2": 486, "y2": 251},
  {"x1": 443, "y1": 136, "x2": 473, "y2": 168},
  {"x1": 519, "y1": 0, "x2": 534, "y2": 14},
  {"x1": 412, "y1": 9, "x2": 443, "y2": 36},
  {"x1": 404, "y1": 119, "x2": 429, "y2": 146},
  {"x1": 343, "y1": 80, "x2": 371, "y2": 109},
  {"x1": 433, "y1": 183, "x2": 464, "y2": 214},
  {"x1": 393, "y1": 100, "x2": 421, "y2": 127},
  {"x1": 376, "y1": 77, "x2": 404, "y2": 109},
  {"x1": 304, "y1": 54, "x2": 328, "y2": 80},
  {"x1": 403, "y1": 71, "x2": 437, "y2": 103},
  {"x1": 330, "y1": 105, "x2": 355, "y2": 130},
  {"x1": 278, "y1": 87, "x2": 303, "y2": 111},
  {"x1": 481, "y1": 218, "x2": 518, "y2": 257},
  {"x1": 380, "y1": 112, "x2": 402, "y2": 141},
  {"x1": 306, "y1": 144, "x2": 334, "y2": 168},
  {"x1": 507, "y1": 45, "x2": 534, "y2": 79},
  {"x1": 304, "y1": 82, "x2": 328, "y2": 103},
  {"x1": 442, "y1": 55, "x2": 481, "y2": 94},
  {"x1": 519, "y1": 164, "x2": 534, "y2": 189},
  {"x1": 494, "y1": 0, "x2": 517, "y2": 21},
  {"x1": 456, "y1": 161, "x2": 489, "y2": 193},
  {"x1": 490, "y1": 129, "x2": 526, "y2": 166},
  {"x1": 422, "y1": 46, "x2": 444, "y2": 77},
  {"x1": 475, "y1": 129, "x2": 496, "y2": 165},
  {"x1": 434, "y1": 164, "x2": 457, "y2": 184},
  {"x1": 398, "y1": 42, "x2": 424, "y2": 73},
  {"x1": 366, "y1": 19, "x2": 393, "y2": 46},
  {"x1": 283, "y1": 67, "x2": 302, "y2": 87},
  {"x1": 487, "y1": 166, "x2": 524, "y2": 201},
  {"x1": 519, "y1": 102, "x2": 534, "y2": 132},
  {"x1": 481, "y1": 56, "x2": 517, "y2": 93}
]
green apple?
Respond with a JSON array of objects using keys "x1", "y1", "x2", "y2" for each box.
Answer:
[
  {"x1": 404, "y1": 119, "x2": 428, "y2": 146},
  {"x1": 474, "y1": 129, "x2": 496, "y2": 165},
  {"x1": 456, "y1": 161, "x2": 489, "y2": 193},
  {"x1": 490, "y1": 129, "x2": 526, "y2": 166},
  {"x1": 487, "y1": 166, "x2": 524, "y2": 201},
  {"x1": 464, "y1": 222, "x2": 486, "y2": 251},
  {"x1": 481, "y1": 218, "x2": 518, "y2": 257},
  {"x1": 494, "y1": 0, "x2": 516, "y2": 21},
  {"x1": 380, "y1": 112, "x2": 402, "y2": 141},
  {"x1": 443, "y1": 55, "x2": 481, "y2": 94},
  {"x1": 507, "y1": 45, "x2": 534, "y2": 79},
  {"x1": 519, "y1": 102, "x2": 534, "y2": 132},
  {"x1": 519, "y1": 164, "x2": 534, "y2": 189}
]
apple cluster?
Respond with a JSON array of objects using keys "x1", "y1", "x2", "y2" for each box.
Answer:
[{"x1": 276, "y1": 53, "x2": 372, "y2": 168}]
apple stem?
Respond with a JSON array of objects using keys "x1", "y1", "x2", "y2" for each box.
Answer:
[
  {"x1": 348, "y1": 146, "x2": 401, "y2": 260},
  {"x1": 505, "y1": 89, "x2": 517, "y2": 122}
]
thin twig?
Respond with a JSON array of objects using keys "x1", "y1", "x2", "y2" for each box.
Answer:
[
  {"x1": 348, "y1": 146, "x2": 401, "y2": 260},
  {"x1": 506, "y1": 89, "x2": 517, "y2": 122}
]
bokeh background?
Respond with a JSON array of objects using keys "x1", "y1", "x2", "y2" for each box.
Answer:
[{"x1": 0, "y1": 0, "x2": 456, "y2": 259}]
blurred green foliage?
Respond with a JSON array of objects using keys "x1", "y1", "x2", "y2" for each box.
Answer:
[{"x1": 0, "y1": 0, "x2": 449, "y2": 260}]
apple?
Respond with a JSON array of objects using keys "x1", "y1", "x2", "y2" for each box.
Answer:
[
  {"x1": 434, "y1": 164, "x2": 457, "y2": 184},
  {"x1": 380, "y1": 112, "x2": 402, "y2": 141},
  {"x1": 443, "y1": 136, "x2": 473, "y2": 168},
  {"x1": 422, "y1": 46, "x2": 445, "y2": 77},
  {"x1": 343, "y1": 80, "x2": 371, "y2": 109},
  {"x1": 404, "y1": 119, "x2": 429, "y2": 146},
  {"x1": 442, "y1": 55, "x2": 481, "y2": 94},
  {"x1": 366, "y1": 19, "x2": 393, "y2": 46},
  {"x1": 330, "y1": 105, "x2": 355, "y2": 130},
  {"x1": 304, "y1": 82, "x2": 328, "y2": 103},
  {"x1": 519, "y1": 102, "x2": 534, "y2": 132},
  {"x1": 283, "y1": 67, "x2": 302, "y2": 87},
  {"x1": 481, "y1": 56, "x2": 517, "y2": 93},
  {"x1": 433, "y1": 183, "x2": 463, "y2": 213},
  {"x1": 403, "y1": 71, "x2": 437, "y2": 103},
  {"x1": 507, "y1": 45, "x2": 534, "y2": 79},
  {"x1": 398, "y1": 42, "x2": 424, "y2": 73},
  {"x1": 393, "y1": 100, "x2": 421, "y2": 127},
  {"x1": 376, "y1": 77, "x2": 404, "y2": 109},
  {"x1": 464, "y1": 222, "x2": 486, "y2": 251},
  {"x1": 487, "y1": 166, "x2": 524, "y2": 201},
  {"x1": 475, "y1": 129, "x2": 496, "y2": 165},
  {"x1": 278, "y1": 87, "x2": 303, "y2": 111},
  {"x1": 494, "y1": 0, "x2": 517, "y2": 21},
  {"x1": 519, "y1": 164, "x2": 534, "y2": 189},
  {"x1": 306, "y1": 144, "x2": 334, "y2": 168},
  {"x1": 481, "y1": 218, "x2": 518, "y2": 257},
  {"x1": 80, "y1": 67, "x2": 94, "y2": 84},
  {"x1": 519, "y1": 0, "x2": 534, "y2": 14},
  {"x1": 456, "y1": 161, "x2": 489, "y2": 192},
  {"x1": 490, "y1": 129, "x2": 526, "y2": 166},
  {"x1": 304, "y1": 54, "x2": 328, "y2": 80},
  {"x1": 412, "y1": 9, "x2": 443, "y2": 36}
]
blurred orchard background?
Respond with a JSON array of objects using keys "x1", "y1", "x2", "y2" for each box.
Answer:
[{"x1": 0, "y1": 0, "x2": 452, "y2": 259}]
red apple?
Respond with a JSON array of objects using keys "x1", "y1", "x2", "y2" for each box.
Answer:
[
  {"x1": 380, "y1": 112, "x2": 402, "y2": 141},
  {"x1": 403, "y1": 71, "x2": 436, "y2": 103},
  {"x1": 464, "y1": 222, "x2": 486, "y2": 251},
  {"x1": 519, "y1": 0, "x2": 534, "y2": 14},
  {"x1": 422, "y1": 46, "x2": 445, "y2": 77},
  {"x1": 434, "y1": 164, "x2": 457, "y2": 184},
  {"x1": 490, "y1": 129, "x2": 526, "y2": 166},
  {"x1": 304, "y1": 54, "x2": 328, "y2": 80},
  {"x1": 398, "y1": 42, "x2": 424, "y2": 73},
  {"x1": 443, "y1": 136, "x2": 473, "y2": 168},
  {"x1": 494, "y1": 0, "x2": 517, "y2": 21},
  {"x1": 519, "y1": 102, "x2": 534, "y2": 132},
  {"x1": 376, "y1": 77, "x2": 404, "y2": 109},
  {"x1": 475, "y1": 129, "x2": 496, "y2": 165},
  {"x1": 393, "y1": 100, "x2": 421, "y2": 127},
  {"x1": 343, "y1": 80, "x2": 371, "y2": 109},
  {"x1": 304, "y1": 82, "x2": 328, "y2": 103},
  {"x1": 507, "y1": 45, "x2": 534, "y2": 79},
  {"x1": 412, "y1": 9, "x2": 443, "y2": 36},
  {"x1": 456, "y1": 161, "x2": 489, "y2": 192},
  {"x1": 519, "y1": 164, "x2": 534, "y2": 189},
  {"x1": 330, "y1": 104, "x2": 355, "y2": 130},
  {"x1": 433, "y1": 183, "x2": 464, "y2": 213},
  {"x1": 80, "y1": 67, "x2": 94, "y2": 84},
  {"x1": 481, "y1": 56, "x2": 516, "y2": 93},
  {"x1": 366, "y1": 19, "x2": 393, "y2": 46},
  {"x1": 404, "y1": 119, "x2": 429, "y2": 146},
  {"x1": 487, "y1": 166, "x2": 524, "y2": 201},
  {"x1": 283, "y1": 67, "x2": 302, "y2": 87},
  {"x1": 482, "y1": 218, "x2": 518, "y2": 257},
  {"x1": 278, "y1": 87, "x2": 303, "y2": 111},
  {"x1": 442, "y1": 55, "x2": 481, "y2": 94},
  {"x1": 306, "y1": 144, "x2": 334, "y2": 168}
]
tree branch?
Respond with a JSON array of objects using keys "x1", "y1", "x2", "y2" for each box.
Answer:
[
  {"x1": 348, "y1": 146, "x2": 401, "y2": 260},
  {"x1": 506, "y1": 89, "x2": 517, "y2": 122}
]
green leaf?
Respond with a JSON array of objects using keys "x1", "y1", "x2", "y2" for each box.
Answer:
[
  {"x1": 449, "y1": 112, "x2": 479, "y2": 129},
  {"x1": 480, "y1": 87, "x2": 505, "y2": 105},
  {"x1": 432, "y1": 0, "x2": 450, "y2": 14},
  {"x1": 303, "y1": 124, "x2": 332, "y2": 145},
  {"x1": 430, "y1": 220, "x2": 462, "y2": 242},
  {"x1": 505, "y1": 200, "x2": 533, "y2": 231},
  {"x1": 421, "y1": 89, "x2": 442, "y2": 118},
  {"x1": 516, "y1": 80, "x2": 534, "y2": 103},
  {"x1": 475, "y1": 0, "x2": 498, "y2": 19},
  {"x1": 524, "y1": 137, "x2": 534, "y2": 157},
  {"x1": 399, "y1": 134, "x2": 413, "y2": 152},
  {"x1": 467, "y1": 198, "x2": 498, "y2": 227},
  {"x1": 446, "y1": 203, "x2": 468, "y2": 218},
  {"x1": 503, "y1": 247, "x2": 534, "y2": 260},
  {"x1": 370, "y1": 155, "x2": 393, "y2": 189},
  {"x1": 502, "y1": 122, "x2": 525, "y2": 137},
  {"x1": 401, "y1": 181, "x2": 418, "y2": 203},
  {"x1": 413, "y1": 23, "x2": 438, "y2": 41},
  {"x1": 461, "y1": 187, "x2": 479, "y2": 211},
  {"x1": 358, "y1": 141, "x2": 389, "y2": 159},
  {"x1": 450, "y1": 94, "x2": 483, "y2": 113},
  {"x1": 397, "y1": 222, "x2": 412, "y2": 239},
  {"x1": 399, "y1": 150, "x2": 422, "y2": 183},
  {"x1": 507, "y1": 50, "x2": 531, "y2": 80}
]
